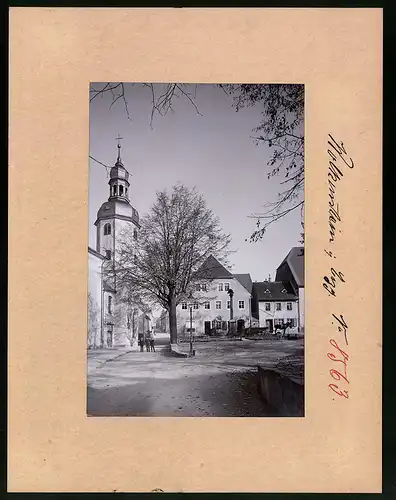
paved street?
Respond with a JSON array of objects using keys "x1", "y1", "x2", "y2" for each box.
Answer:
[{"x1": 87, "y1": 334, "x2": 304, "y2": 417}]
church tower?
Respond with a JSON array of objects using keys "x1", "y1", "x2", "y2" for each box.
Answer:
[
  {"x1": 94, "y1": 138, "x2": 141, "y2": 348},
  {"x1": 95, "y1": 140, "x2": 140, "y2": 259}
]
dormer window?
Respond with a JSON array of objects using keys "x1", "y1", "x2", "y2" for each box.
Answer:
[
  {"x1": 104, "y1": 223, "x2": 111, "y2": 235},
  {"x1": 264, "y1": 289, "x2": 270, "y2": 293},
  {"x1": 281, "y1": 289, "x2": 287, "y2": 293}
]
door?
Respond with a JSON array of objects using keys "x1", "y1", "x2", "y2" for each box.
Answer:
[
  {"x1": 237, "y1": 319, "x2": 245, "y2": 332},
  {"x1": 107, "y1": 330, "x2": 113, "y2": 347},
  {"x1": 265, "y1": 319, "x2": 273, "y2": 333},
  {"x1": 204, "y1": 321, "x2": 211, "y2": 335}
]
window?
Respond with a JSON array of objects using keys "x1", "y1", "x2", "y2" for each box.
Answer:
[
  {"x1": 112, "y1": 186, "x2": 116, "y2": 196},
  {"x1": 216, "y1": 301, "x2": 222, "y2": 309},
  {"x1": 288, "y1": 318, "x2": 296, "y2": 327},
  {"x1": 133, "y1": 229, "x2": 138, "y2": 240},
  {"x1": 218, "y1": 283, "x2": 223, "y2": 292},
  {"x1": 104, "y1": 223, "x2": 111, "y2": 235},
  {"x1": 105, "y1": 249, "x2": 112, "y2": 260},
  {"x1": 238, "y1": 300, "x2": 245, "y2": 309},
  {"x1": 108, "y1": 295, "x2": 112, "y2": 314},
  {"x1": 134, "y1": 254, "x2": 138, "y2": 265},
  {"x1": 193, "y1": 303, "x2": 199, "y2": 310},
  {"x1": 201, "y1": 284, "x2": 207, "y2": 292},
  {"x1": 204, "y1": 301, "x2": 210, "y2": 310},
  {"x1": 119, "y1": 185, "x2": 124, "y2": 196},
  {"x1": 276, "y1": 302, "x2": 281, "y2": 311},
  {"x1": 287, "y1": 302, "x2": 292, "y2": 311},
  {"x1": 195, "y1": 284, "x2": 201, "y2": 292},
  {"x1": 224, "y1": 283, "x2": 230, "y2": 291},
  {"x1": 215, "y1": 320, "x2": 222, "y2": 328},
  {"x1": 181, "y1": 302, "x2": 187, "y2": 310},
  {"x1": 227, "y1": 300, "x2": 231, "y2": 309},
  {"x1": 265, "y1": 302, "x2": 271, "y2": 311},
  {"x1": 125, "y1": 187, "x2": 128, "y2": 196}
]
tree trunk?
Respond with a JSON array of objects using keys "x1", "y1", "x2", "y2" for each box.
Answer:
[{"x1": 168, "y1": 296, "x2": 178, "y2": 344}]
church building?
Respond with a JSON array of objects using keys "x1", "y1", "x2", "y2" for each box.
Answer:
[{"x1": 87, "y1": 142, "x2": 150, "y2": 349}]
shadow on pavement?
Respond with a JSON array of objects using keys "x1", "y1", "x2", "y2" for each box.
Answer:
[{"x1": 87, "y1": 370, "x2": 279, "y2": 417}]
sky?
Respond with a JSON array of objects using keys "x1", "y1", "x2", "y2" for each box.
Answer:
[{"x1": 89, "y1": 83, "x2": 303, "y2": 282}]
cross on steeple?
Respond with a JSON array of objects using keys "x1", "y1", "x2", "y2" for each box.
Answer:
[{"x1": 115, "y1": 134, "x2": 123, "y2": 162}]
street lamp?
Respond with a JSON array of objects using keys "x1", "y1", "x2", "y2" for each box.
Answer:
[
  {"x1": 227, "y1": 288, "x2": 234, "y2": 335},
  {"x1": 228, "y1": 288, "x2": 234, "y2": 320},
  {"x1": 188, "y1": 293, "x2": 194, "y2": 356}
]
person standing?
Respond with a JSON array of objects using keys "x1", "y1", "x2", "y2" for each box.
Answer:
[
  {"x1": 149, "y1": 328, "x2": 156, "y2": 352},
  {"x1": 138, "y1": 332, "x2": 144, "y2": 352},
  {"x1": 145, "y1": 330, "x2": 151, "y2": 352}
]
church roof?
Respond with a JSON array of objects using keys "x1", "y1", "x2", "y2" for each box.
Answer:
[
  {"x1": 88, "y1": 246, "x2": 105, "y2": 260},
  {"x1": 95, "y1": 199, "x2": 140, "y2": 226},
  {"x1": 110, "y1": 142, "x2": 129, "y2": 180},
  {"x1": 110, "y1": 162, "x2": 129, "y2": 182}
]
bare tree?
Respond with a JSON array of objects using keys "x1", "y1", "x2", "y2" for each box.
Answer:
[
  {"x1": 87, "y1": 292, "x2": 100, "y2": 348},
  {"x1": 90, "y1": 82, "x2": 202, "y2": 128},
  {"x1": 219, "y1": 84, "x2": 304, "y2": 242},
  {"x1": 90, "y1": 83, "x2": 304, "y2": 242},
  {"x1": 107, "y1": 184, "x2": 231, "y2": 344},
  {"x1": 112, "y1": 287, "x2": 147, "y2": 347}
]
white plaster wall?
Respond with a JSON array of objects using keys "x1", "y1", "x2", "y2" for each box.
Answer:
[
  {"x1": 96, "y1": 218, "x2": 114, "y2": 254},
  {"x1": 176, "y1": 278, "x2": 252, "y2": 334},
  {"x1": 114, "y1": 218, "x2": 138, "y2": 255},
  {"x1": 298, "y1": 287, "x2": 305, "y2": 333},
  {"x1": 88, "y1": 251, "x2": 103, "y2": 347}
]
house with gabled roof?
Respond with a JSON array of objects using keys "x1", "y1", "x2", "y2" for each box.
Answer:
[
  {"x1": 176, "y1": 255, "x2": 254, "y2": 336},
  {"x1": 252, "y1": 280, "x2": 299, "y2": 333},
  {"x1": 275, "y1": 246, "x2": 305, "y2": 333}
]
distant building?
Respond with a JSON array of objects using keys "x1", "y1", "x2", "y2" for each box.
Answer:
[
  {"x1": 275, "y1": 246, "x2": 305, "y2": 334},
  {"x1": 252, "y1": 281, "x2": 299, "y2": 333},
  {"x1": 176, "y1": 255, "x2": 254, "y2": 336},
  {"x1": 156, "y1": 309, "x2": 169, "y2": 333}
]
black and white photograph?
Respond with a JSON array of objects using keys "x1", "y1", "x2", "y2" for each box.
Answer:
[{"x1": 87, "y1": 83, "x2": 305, "y2": 417}]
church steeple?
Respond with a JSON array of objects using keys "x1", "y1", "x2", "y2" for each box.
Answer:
[
  {"x1": 116, "y1": 136, "x2": 123, "y2": 165},
  {"x1": 109, "y1": 136, "x2": 130, "y2": 201},
  {"x1": 95, "y1": 137, "x2": 140, "y2": 248}
]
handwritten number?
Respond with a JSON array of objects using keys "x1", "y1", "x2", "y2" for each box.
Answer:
[
  {"x1": 329, "y1": 339, "x2": 349, "y2": 360},
  {"x1": 329, "y1": 384, "x2": 349, "y2": 399}
]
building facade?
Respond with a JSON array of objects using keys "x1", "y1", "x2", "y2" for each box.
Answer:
[
  {"x1": 176, "y1": 256, "x2": 254, "y2": 336},
  {"x1": 252, "y1": 281, "x2": 299, "y2": 333},
  {"x1": 87, "y1": 143, "x2": 148, "y2": 349}
]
